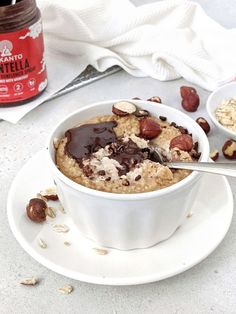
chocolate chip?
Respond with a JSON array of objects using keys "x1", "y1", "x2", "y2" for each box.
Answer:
[
  {"x1": 83, "y1": 165, "x2": 93, "y2": 177},
  {"x1": 105, "y1": 177, "x2": 111, "y2": 181},
  {"x1": 191, "y1": 152, "x2": 201, "y2": 160},
  {"x1": 193, "y1": 141, "x2": 199, "y2": 151},
  {"x1": 159, "y1": 116, "x2": 167, "y2": 121},
  {"x1": 98, "y1": 170, "x2": 106, "y2": 176},
  {"x1": 122, "y1": 179, "x2": 130, "y2": 186},
  {"x1": 135, "y1": 175, "x2": 141, "y2": 181},
  {"x1": 178, "y1": 126, "x2": 188, "y2": 134},
  {"x1": 170, "y1": 122, "x2": 177, "y2": 128}
]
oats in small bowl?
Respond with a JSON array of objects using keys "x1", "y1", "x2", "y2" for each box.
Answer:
[{"x1": 207, "y1": 81, "x2": 236, "y2": 140}]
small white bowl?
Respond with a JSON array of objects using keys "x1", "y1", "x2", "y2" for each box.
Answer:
[
  {"x1": 206, "y1": 81, "x2": 236, "y2": 140},
  {"x1": 47, "y1": 100, "x2": 209, "y2": 250}
]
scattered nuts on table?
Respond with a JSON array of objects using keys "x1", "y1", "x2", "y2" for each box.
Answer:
[
  {"x1": 26, "y1": 198, "x2": 47, "y2": 223},
  {"x1": 180, "y1": 86, "x2": 200, "y2": 112},
  {"x1": 112, "y1": 101, "x2": 137, "y2": 116},
  {"x1": 210, "y1": 150, "x2": 219, "y2": 161},
  {"x1": 40, "y1": 187, "x2": 58, "y2": 201},
  {"x1": 222, "y1": 140, "x2": 236, "y2": 159},
  {"x1": 58, "y1": 284, "x2": 73, "y2": 295},
  {"x1": 215, "y1": 97, "x2": 236, "y2": 132},
  {"x1": 139, "y1": 117, "x2": 162, "y2": 139},
  {"x1": 20, "y1": 277, "x2": 38, "y2": 286},
  {"x1": 147, "y1": 96, "x2": 162, "y2": 103},
  {"x1": 196, "y1": 117, "x2": 211, "y2": 134},
  {"x1": 169, "y1": 134, "x2": 193, "y2": 152}
]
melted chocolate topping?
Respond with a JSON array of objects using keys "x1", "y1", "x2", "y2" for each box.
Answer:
[
  {"x1": 110, "y1": 139, "x2": 145, "y2": 175},
  {"x1": 65, "y1": 121, "x2": 117, "y2": 164}
]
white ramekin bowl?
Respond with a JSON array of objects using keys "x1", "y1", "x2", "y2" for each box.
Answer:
[
  {"x1": 206, "y1": 82, "x2": 236, "y2": 140},
  {"x1": 47, "y1": 100, "x2": 209, "y2": 250}
]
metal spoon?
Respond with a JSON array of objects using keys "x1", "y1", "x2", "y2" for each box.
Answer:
[{"x1": 151, "y1": 149, "x2": 236, "y2": 178}]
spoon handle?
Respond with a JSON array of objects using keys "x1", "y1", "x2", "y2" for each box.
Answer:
[{"x1": 168, "y1": 162, "x2": 236, "y2": 178}]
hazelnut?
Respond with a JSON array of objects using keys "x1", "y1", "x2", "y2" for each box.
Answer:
[
  {"x1": 210, "y1": 150, "x2": 219, "y2": 161},
  {"x1": 147, "y1": 96, "x2": 162, "y2": 103},
  {"x1": 169, "y1": 134, "x2": 193, "y2": 152},
  {"x1": 40, "y1": 187, "x2": 58, "y2": 201},
  {"x1": 134, "y1": 109, "x2": 150, "y2": 117},
  {"x1": 222, "y1": 140, "x2": 236, "y2": 159},
  {"x1": 180, "y1": 86, "x2": 200, "y2": 112},
  {"x1": 180, "y1": 86, "x2": 197, "y2": 98},
  {"x1": 139, "y1": 117, "x2": 162, "y2": 139},
  {"x1": 43, "y1": 194, "x2": 58, "y2": 201},
  {"x1": 196, "y1": 117, "x2": 210, "y2": 134},
  {"x1": 182, "y1": 94, "x2": 200, "y2": 112},
  {"x1": 112, "y1": 101, "x2": 136, "y2": 116},
  {"x1": 26, "y1": 198, "x2": 47, "y2": 223}
]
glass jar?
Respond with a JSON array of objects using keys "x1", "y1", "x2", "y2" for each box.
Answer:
[{"x1": 0, "y1": 0, "x2": 47, "y2": 107}]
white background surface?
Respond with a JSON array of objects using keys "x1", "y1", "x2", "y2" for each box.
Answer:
[{"x1": 1, "y1": 0, "x2": 236, "y2": 313}]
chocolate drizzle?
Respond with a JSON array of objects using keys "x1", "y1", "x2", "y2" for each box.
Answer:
[
  {"x1": 109, "y1": 139, "x2": 145, "y2": 175},
  {"x1": 65, "y1": 121, "x2": 117, "y2": 164}
]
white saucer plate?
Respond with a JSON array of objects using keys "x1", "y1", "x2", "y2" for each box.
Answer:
[{"x1": 7, "y1": 150, "x2": 233, "y2": 285}]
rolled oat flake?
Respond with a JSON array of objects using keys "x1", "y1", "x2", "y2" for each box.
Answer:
[{"x1": 0, "y1": 0, "x2": 47, "y2": 106}]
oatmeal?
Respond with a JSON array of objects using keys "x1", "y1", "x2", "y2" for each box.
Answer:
[
  {"x1": 55, "y1": 102, "x2": 200, "y2": 193},
  {"x1": 215, "y1": 97, "x2": 236, "y2": 132}
]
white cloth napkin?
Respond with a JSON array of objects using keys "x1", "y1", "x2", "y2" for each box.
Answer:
[{"x1": 1, "y1": 0, "x2": 236, "y2": 123}]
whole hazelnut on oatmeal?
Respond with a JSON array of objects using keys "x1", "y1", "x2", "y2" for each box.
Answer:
[
  {"x1": 139, "y1": 117, "x2": 162, "y2": 139},
  {"x1": 169, "y1": 134, "x2": 193, "y2": 152},
  {"x1": 26, "y1": 198, "x2": 47, "y2": 223},
  {"x1": 112, "y1": 101, "x2": 137, "y2": 116}
]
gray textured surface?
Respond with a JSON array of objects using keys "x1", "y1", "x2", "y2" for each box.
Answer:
[{"x1": 1, "y1": 1, "x2": 236, "y2": 313}]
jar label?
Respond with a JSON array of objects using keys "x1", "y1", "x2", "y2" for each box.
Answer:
[{"x1": 0, "y1": 19, "x2": 47, "y2": 105}]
